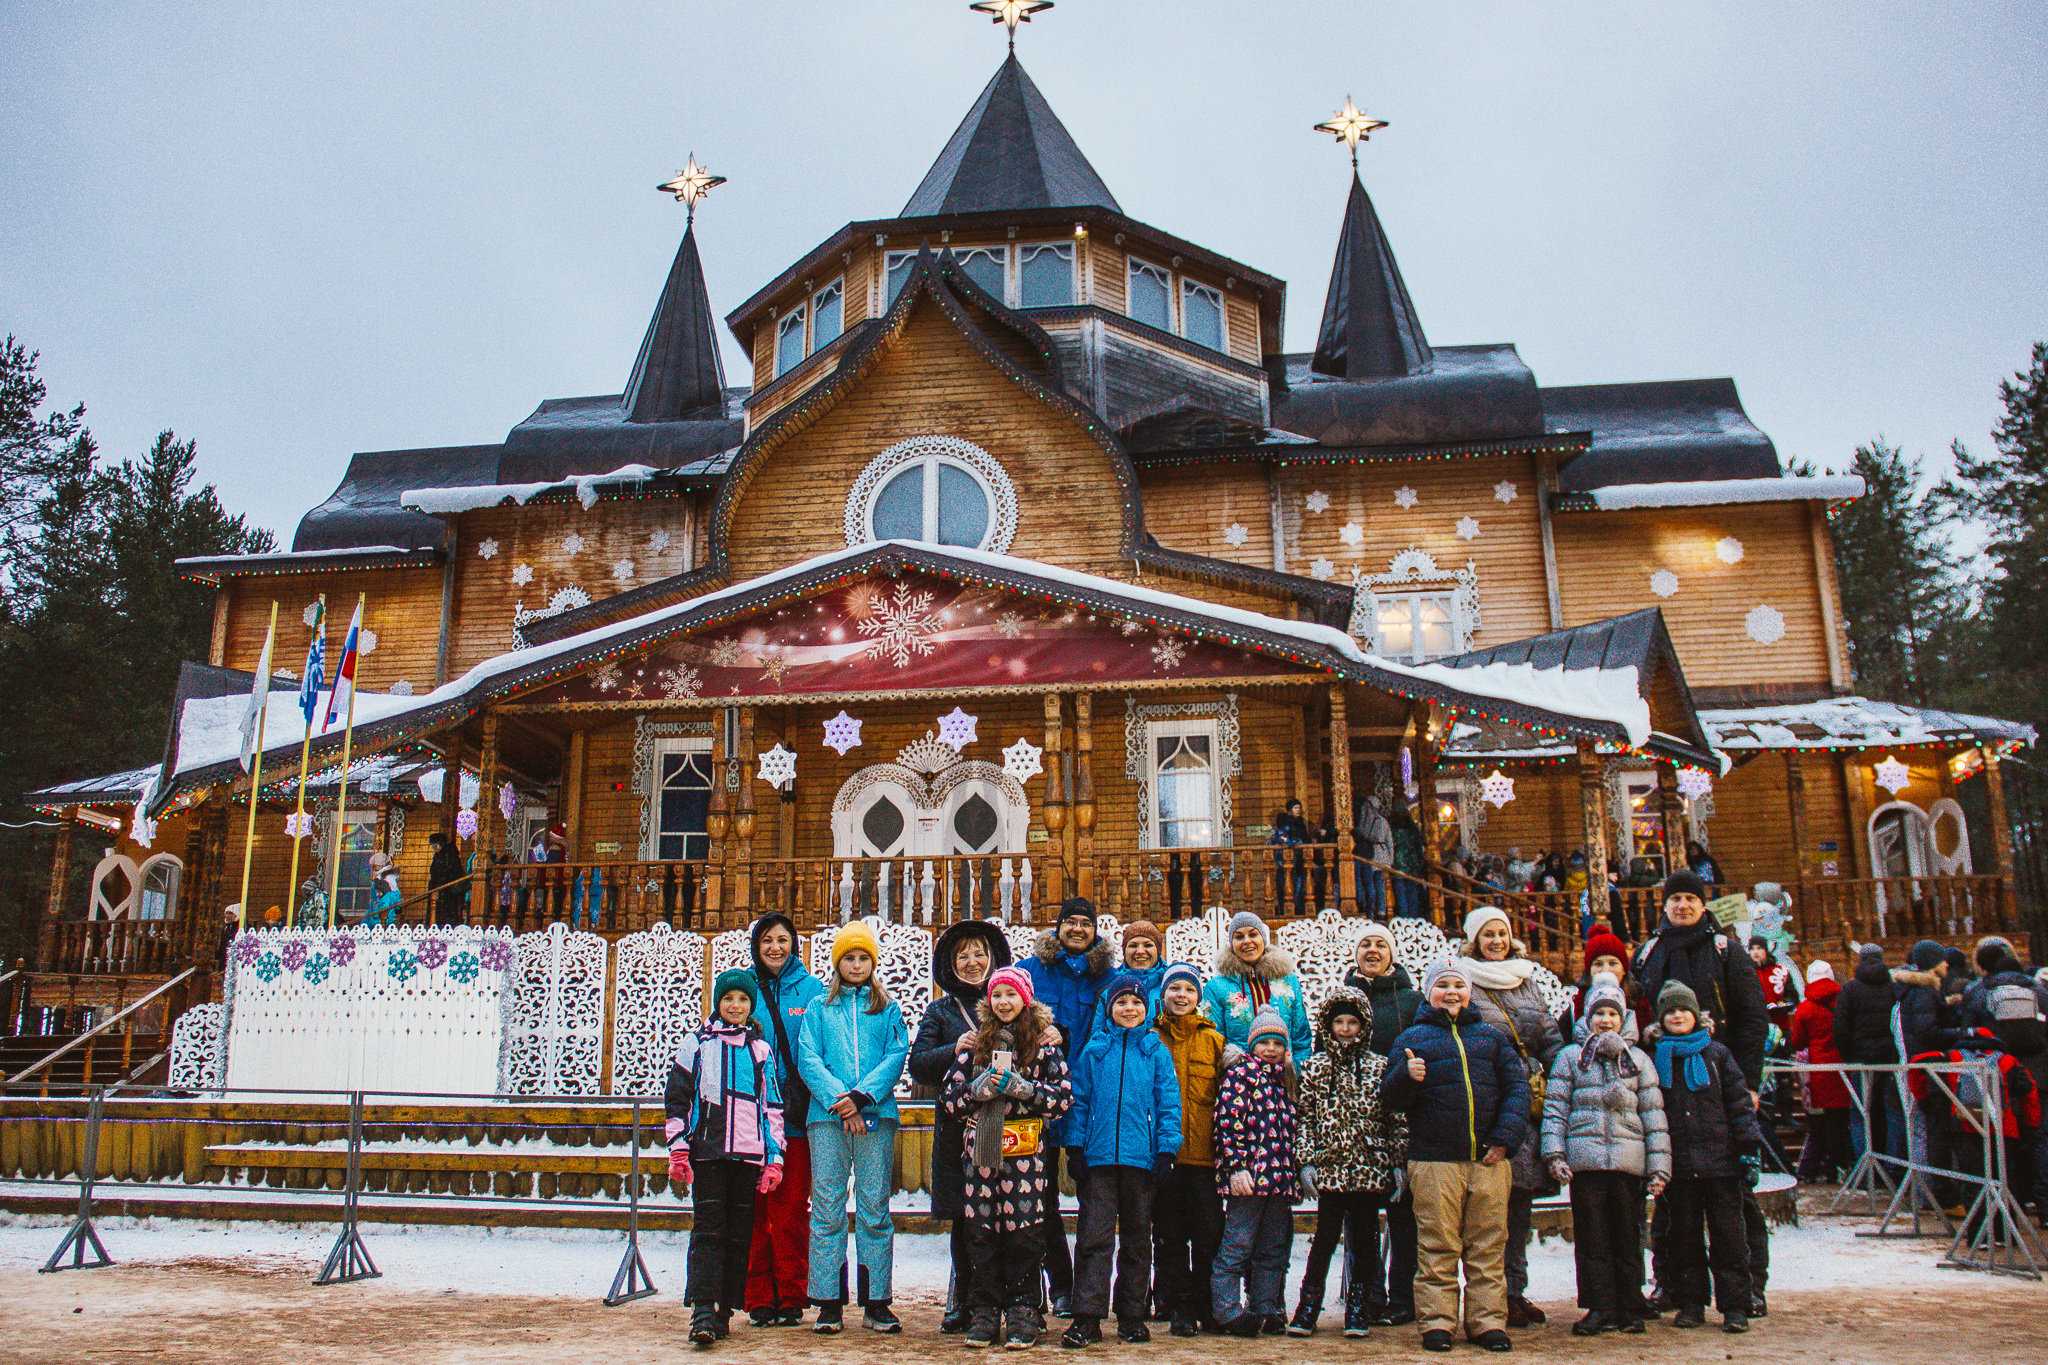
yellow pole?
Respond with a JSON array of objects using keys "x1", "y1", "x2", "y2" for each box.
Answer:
[
  {"x1": 284, "y1": 594, "x2": 325, "y2": 924},
  {"x1": 324, "y1": 593, "x2": 368, "y2": 931},
  {"x1": 234, "y1": 601, "x2": 279, "y2": 932}
]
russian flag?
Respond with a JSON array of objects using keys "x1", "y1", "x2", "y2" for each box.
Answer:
[{"x1": 323, "y1": 600, "x2": 363, "y2": 732}]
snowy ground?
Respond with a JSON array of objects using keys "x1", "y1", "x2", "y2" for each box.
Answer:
[{"x1": 0, "y1": 1202, "x2": 2039, "y2": 1362}]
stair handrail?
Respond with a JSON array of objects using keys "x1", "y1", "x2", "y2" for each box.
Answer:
[{"x1": 6, "y1": 966, "x2": 197, "y2": 1087}]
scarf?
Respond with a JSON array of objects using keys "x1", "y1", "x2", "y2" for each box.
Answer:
[
  {"x1": 1457, "y1": 953, "x2": 1537, "y2": 993},
  {"x1": 1653, "y1": 1027, "x2": 1714, "y2": 1091},
  {"x1": 1581, "y1": 1029, "x2": 1637, "y2": 1078},
  {"x1": 971, "y1": 1025, "x2": 1016, "y2": 1169}
]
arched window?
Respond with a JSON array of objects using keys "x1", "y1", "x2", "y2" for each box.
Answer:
[{"x1": 844, "y1": 435, "x2": 1018, "y2": 554}]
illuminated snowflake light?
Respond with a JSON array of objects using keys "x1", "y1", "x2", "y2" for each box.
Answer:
[
  {"x1": 823, "y1": 710, "x2": 864, "y2": 756},
  {"x1": 1479, "y1": 770, "x2": 1516, "y2": 809},
  {"x1": 757, "y1": 743, "x2": 798, "y2": 790},
  {"x1": 1676, "y1": 766, "x2": 1714, "y2": 801},
  {"x1": 1873, "y1": 755, "x2": 1912, "y2": 795},
  {"x1": 937, "y1": 706, "x2": 979, "y2": 751}
]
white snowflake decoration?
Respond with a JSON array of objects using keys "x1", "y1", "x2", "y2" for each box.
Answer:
[
  {"x1": 510, "y1": 563, "x2": 534, "y2": 587},
  {"x1": 1304, "y1": 490, "x2": 1331, "y2": 514},
  {"x1": 611, "y1": 557, "x2": 635, "y2": 583},
  {"x1": 1455, "y1": 516, "x2": 1481, "y2": 541},
  {"x1": 476, "y1": 539, "x2": 499, "y2": 561},
  {"x1": 757, "y1": 743, "x2": 798, "y2": 790},
  {"x1": 649, "y1": 528, "x2": 672, "y2": 553},
  {"x1": 657, "y1": 663, "x2": 702, "y2": 699},
  {"x1": 1339, "y1": 521, "x2": 1365, "y2": 547},
  {"x1": 1221, "y1": 522, "x2": 1249, "y2": 548},
  {"x1": 1002, "y1": 736, "x2": 1044, "y2": 783},
  {"x1": 1117, "y1": 618, "x2": 1146, "y2": 637},
  {"x1": 1479, "y1": 769, "x2": 1516, "y2": 809},
  {"x1": 547, "y1": 585, "x2": 590, "y2": 613},
  {"x1": 1745, "y1": 603, "x2": 1786, "y2": 645},
  {"x1": 707, "y1": 638, "x2": 743, "y2": 668},
  {"x1": 591, "y1": 662, "x2": 622, "y2": 693},
  {"x1": 1676, "y1": 766, "x2": 1714, "y2": 801},
  {"x1": 1493, "y1": 480, "x2": 1518, "y2": 504},
  {"x1": 562, "y1": 532, "x2": 584, "y2": 557},
  {"x1": 284, "y1": 811, "x2": 315, "y2": 840},
  {"x1": 301, "y1": 601, "x2": 320, "y2": 628},
  {"x1": 994, "y1": 612, "x2": 1026, "y2": 639},
  {"x1": 1650, "y1": 569, "x2": 1680, "y2": 598},
  {"x1": 823, "y1": 710, "x2": 863, "y2": 756},
  {"x1": 357, "y1": 628, "x2": 378, "y2": 655},
  {"x1": 1309, "y1": 556, "x2": 1336, "y2": 581},
  {"x1": 388, "y1": 679, "x2": 414, "y2": 697},
  {"x1": 1716, "y1": 536, "x2": 1745, "y2": 565},
  {"x1": 1151, "y1": 636, "x2": 1188, "y2": 669},
  {"x1": 128, "y1": 809, "x2": 157, "y2": 849},
  {"x1": 1873, "y1": 755, "x2": 1912, "y2": 795},
  {"x1": 937, "y1": 706, "x2": 979, "y2": 751},
  {"x1": 498, "y1": 781, "x2": 518, "y2": 822},
  {"x1": 455, "y1": 808, "x2": 479, "y2": 840},
  {"x1": 857, "y1": 582, "x2": 943, "y2": 667},
  {"x1": 1393, "y1": 486, "x2": 1419, "y2": 510}
]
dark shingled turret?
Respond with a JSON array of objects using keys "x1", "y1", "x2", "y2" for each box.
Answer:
[
  {"x1": 901, "y1": 53, "x2": 1121, "y2": 218},
  {"x1": 621, "y1": 220, "x2": 727, "y2": 424},
  {"x1": 1311, "y1": 174, "x2": 1432, "y2": 380}
]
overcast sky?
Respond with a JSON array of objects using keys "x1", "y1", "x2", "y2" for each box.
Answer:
[{"x1": 4, "y1": 1, "x2": 2043, "y2": 543}]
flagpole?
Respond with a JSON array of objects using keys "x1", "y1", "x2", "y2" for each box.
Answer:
[
  {"x1": 235, "y1": 601, "x2": 279, "y2": 933},
  {"x1": 284, "y1": 594, "x2": 325, "y2": 925},
  {"x1": 324, "y1": 593, "x2": 368, "y2": 931}
]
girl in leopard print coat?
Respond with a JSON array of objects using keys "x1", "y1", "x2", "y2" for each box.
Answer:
[{"x1": 1292, "y1": 986, "x2": 1408, "y2": 1334}]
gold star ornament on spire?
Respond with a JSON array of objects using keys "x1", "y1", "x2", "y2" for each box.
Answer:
[
  {"x1": 656, "y1": 154, "x2": 726, "y2": 221},
  {"x1": 1315, "y1": 96, "x2": 1390, "y2": 169},
  {"x1": 970, "y1": 0, "x2": 1053, "y2": 51}
]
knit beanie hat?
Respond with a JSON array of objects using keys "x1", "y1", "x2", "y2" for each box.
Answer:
[
  {"x1": 1421, "y1": 960, "x2": 1469, "y2": 997},
  {"x1": 1227, "y1": 910, "x2": 1269, "y2": 943},
  {"x1": 1122, "y1": 920, "x2": 1164, "y2": 957},
  {"x1": 1976, "y1": 935, "x2": 2017, "y2": 974},
  {"x1": 1584, "y1": 972, "x2": 1628, "y2": 1019},
  {"x1": 1462, "y1": 905, "x2": 1512, "y2": 944},
  {"x1": 1058, "y1": 897, "x2": 1098, "y2": 926},
  {"x1": 1358, "y1": 920, "x2": 1396, "y2": 953},
  {"x1": 1656, "y1": 979, "x2": 1702, "y2": 1020},
  {"x1": 1247, "y1": 1007, "x2": 1288, "y2": 1047},
  {"x1": 1105, "y1": 972, "x2": 1147, "y2": 1008},
  {"x1": 1944, "y1": 946, "x2": 1970, "y2": 976},
  {"x1": 1583, "y1": 928, "x2": 1629, "y2": 967},
  {"x1": 831, "y1": 921, "x2": 881, "y2": 968},
  {"x1": 1806, "y1": 959, "x2": 1836, "y2": 984},
  {"x1": 1161, "y1": 962, "x2": 1201, "y2": 996},
  {"x1": 1662, "y1": 869, "x2": 1709, "y2": 904},
  {"x1": 712, "y1": 967, "x2": 759, "y2": 1013},
  {"x1": 1856, "y1": 941, "x2": 1886, "y2": 963},
  {"x1": 986, "y1": 964, "x2": 1035, "y2": 1008},
  {"x1": 1908, "y1": 939, "x2": 1947, "y2": 971}
]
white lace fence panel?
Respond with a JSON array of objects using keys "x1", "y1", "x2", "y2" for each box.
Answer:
[
  {"x1": 167, "y1": 1002, "x2": 226, "y2": 1091},
  {"x1": 223, "y1": 927, "x2": 515, "y2": 1095},
  {"x1": 608, "y1": 923, "x2": 706, "y2": 1099},
  {"x1": 1277, "y1": 909, "x2": 1371, "y2": 1018},
  {"x1": 501, "y1": 922, "x2": 609, "y2": 1096},
  {"x1": 808, "y1": 915, "x2": 936, "y2": 1043}
]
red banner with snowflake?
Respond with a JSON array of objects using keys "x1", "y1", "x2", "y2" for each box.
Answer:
[{"x1": 538, "y1": 572, "x2": 1322, "y2": 703}]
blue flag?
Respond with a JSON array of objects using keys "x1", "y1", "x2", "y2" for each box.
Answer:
[{"x1": 298, "y1": 598, "x2": 327, "y2": 726}]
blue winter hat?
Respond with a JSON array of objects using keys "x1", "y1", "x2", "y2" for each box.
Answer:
[
  {"x1": 1161, "y1": 962, "x2": 1201, "y2": 995},
  {"x1": 1105, "y1": 972, "x2": 1147, "y2": 1007},
  {"x1": 1909, "y1": 939, "x2": 1947, "y2": 970}
]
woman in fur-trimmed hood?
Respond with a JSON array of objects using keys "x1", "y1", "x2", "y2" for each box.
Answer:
[{"x1": 1199, "y1": 911, "x2": 1313, "y2": 1062}]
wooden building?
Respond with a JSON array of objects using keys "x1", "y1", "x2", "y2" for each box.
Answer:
[{"x1": 24, "y1": 45, "x2": 2034, "y2": 1021}]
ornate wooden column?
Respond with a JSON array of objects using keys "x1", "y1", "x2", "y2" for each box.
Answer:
[
  {"x1": 732, "y1": 707, "x2": 758, "y2": 915},
  {"x1": 42, "y1": 818, "x2": 74, "y2": 968},
  {"x1": 1983, "y1": 746, "x2": 2019, "y2": 930},
  {"x1": 1039, "y1": 694, "x2": 1067, "y2": 907},
  {"x1": 562, "y1": 728, "x2": 587, "y2": 862},
  {"x1": 1412, "y1": 706, "x2": 1443, "y2": 920},
  {"x1": 1658, "y1": 762, "x2": 1687, "y2": 879},
  {"x1": 1784, "y1": 750, "x2": 1810, "y2": 886},
  {"x1": 1577, "y1": 740, "x2": 1611, "y2": 925},
  {"x1": 470, "y1": 711, "x2": 500, "y2": 920},
  {"x1": 704, "y1": 710, "x2": 731, "y2": 919},
  {"x1": 1073, "y1": 694, "x2": 1097, "y2": 900},
  {"x1": 439, "y1": 743, "x2": 463, "y2": 839},
  {"x1": 1328, "y1": 685, "x2": 1356, "y2": 909}
]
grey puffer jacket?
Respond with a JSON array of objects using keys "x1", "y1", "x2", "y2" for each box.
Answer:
[
  {"x1": 1539, "y1": 1017, "x2": 1671, "y2": 1182},
  {"x1": 1464, "y1": 964, "x2": 1565, "y2": 1190}
]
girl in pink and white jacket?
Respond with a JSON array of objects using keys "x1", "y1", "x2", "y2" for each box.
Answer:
[{"x1": 668, "y1": 968, "x2": 786, "y2": 1347}]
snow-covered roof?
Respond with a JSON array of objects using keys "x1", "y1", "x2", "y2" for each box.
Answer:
[
  {"x1": 401, "y1": 463, "x2": 670, "y2": 514},
  {"x1": 23, "y1": 764, "x2": 162, "y2": 805},
  {"x1": 1557, "y1": 474, "x2": 1865, "y2": 512},
  {"x1": 1700, "y1": 696, "x2": 2036, "y2": 752}
]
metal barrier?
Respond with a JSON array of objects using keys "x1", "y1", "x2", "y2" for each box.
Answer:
[{"x1": 1766, "y1": 1056, "x2": 2042, "y2": 1279}]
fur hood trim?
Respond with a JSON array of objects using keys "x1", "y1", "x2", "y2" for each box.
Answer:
[
  {"x1": 1892, "y1": 967, "x2": 1943, "y2": 991},
  {"x1": 1212, "y1": 940, "x2": 1298, "y2": 981},
  {"x1": 1033, "y1": 927, "x2": 1116, "y2": 977},
  {"x1": 1313, "y1": 985, "x2": 1375, "y2": 1052}
]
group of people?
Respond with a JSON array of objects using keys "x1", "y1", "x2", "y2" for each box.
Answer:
[{"x1": 660, "y1": 867, "x2": 1829, "y2": 1351}]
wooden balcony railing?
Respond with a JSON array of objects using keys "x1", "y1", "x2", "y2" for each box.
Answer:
[
  {"x1": 39, "y1": 919, "x2": 189, "y2": 976},
  {"x1": 1800, "y1": 874, "x2": 2015, "y2": 944}
]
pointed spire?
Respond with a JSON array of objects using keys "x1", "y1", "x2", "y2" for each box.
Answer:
[
  {"x1": 622, "y1": 219, "x2": 727, "y2": 423},
  {"x1": 901, "y1": 53, "x2": 1120, "y2": 218},
  {"x1": 1311, "y1": 172, "x2": 1432, "y2": 381}
]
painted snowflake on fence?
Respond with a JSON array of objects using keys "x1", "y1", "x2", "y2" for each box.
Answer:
[
  {"x1": 1151, "y1": 636, "x2": 1188, "y2": 669},
  {"x1": 1222, "y1": 522, "x2": 1249, "y2": 547},
  {"x1": 657, "y1": 663, "x2": 703, "y2": 699},
  {"x1": 1650, "y1": 569, "x2": 1679, "y2": 598},
  {"x1": 1393, "y1": 486, "x2": 1419, "y2": 509},
  {"x1": 1455, "y1": 516, "x2": 1482, "y2": 541},
  {"x1": 387, "y1": 949, "x2": 419, "y2": 982},
  {"x1": 510, "y1": 563, "x2": 533, "y2": 587},
  {"x1": 1305, "y1": 489, "x2": 1330, "y2": 513},
  {"x1": 447, "y1": 951, "x2": 480, "y2": 984},
  {"x1": 303, "y1": 953, "x2": 330, "y2": 986},
  {"x1": 479, "y1": 937, "x2": 513, "y2": 972},
  {"x1": 757, "y1": 743, "x2": 798, "y2": 790},
  {"x1": 477, "y1": 539, "x2": 499, "y2": 560},
  {"x1": 857, "y1": 582, "x2": 942, "y2": 667},
  {"x1": 823, "y1": 710, "x2": 864, "y2": 756},
  {"x1": 1339, "y1": 521, "x2": 1365, "y2": 547},
  {"x1": 1745, "y1": 603, "x2": 1786, "y2": 645},
  {"x1": 1002, "y1": 736, "x2": 1044, "y2": 782},
  {"x1": 329, "y1": 934, "x2": 358, "y2": 967},
  {"x1": 937, "y1": 706, "x2": 979, "y2": 750}
]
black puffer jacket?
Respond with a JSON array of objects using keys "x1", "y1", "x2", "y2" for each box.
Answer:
[
  {"x1": 1634, "y1": 918, "x2": 1769, "y2": 1089},
  {"x1": 1380, "y1": 1006, "x2": 1530, "y2": 1164},
  {"x1": 1893, "y1": 967, "x2": 1959, "y2": 1060},
  {"x1": 909, "y1": 920, "x2": 1012, "y2": 1221},
  {"x1": 1649, "y1": 1031, "x2": 1763, "y2": 1179},
  {"x1": 1344, "y1": 964, "x2": 1422, "y2": 1056},
  {"x1": 1832, "y1": 952, "x2": 1900, "y2": 1064}
]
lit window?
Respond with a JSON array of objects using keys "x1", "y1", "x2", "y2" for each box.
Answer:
[
  {"x1": 1181, "y1": 279, "x2": 1225, "y2": 351},
  {"x1": 885, "y1": 251, "x2": 917, "y2": 306},
  {"x1": 1019, "y1": 243, "x2": 1075, "y2": 307},
  {"x1": 811, "y1": 279, "x2": 843, "y2": 349},
  {"x1": 954, "y1": 246, "x2": 1008, "y2": 301},
  {"x1": 653, "y1": 738, "x2": 713, "y2": 861},
  {"x1": 1149, "y1": 720, "x2": 1220, "y2": 849},
  {"x1": 1372, "y1": 591, "x2": 1460, "y2": 662},
  {"x1": 1128, "y1": 258, "x2": 1172, "y2": 331},
  {"x1": 324, "y1": 809, "x2": 379, "y2": 918},
  {"x1": 774, "y1": 307, "x2": 806, "y2": 377}
]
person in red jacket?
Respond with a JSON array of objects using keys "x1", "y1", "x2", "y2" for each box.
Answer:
[
  {"x1": 1749, "y1": 939, "x2": 1799, "y2": 1032},
  {"x1": 1786, "y1": 961, "x2": 1853, "y2": 1183}
]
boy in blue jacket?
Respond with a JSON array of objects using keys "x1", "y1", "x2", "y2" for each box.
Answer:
[
  {"x1": 1064, "y1": 974, "x2": 1183, "y2": 1348},
  {"x1": 1381, "y1": 960, "x2": 1529, "y2": 1355}
]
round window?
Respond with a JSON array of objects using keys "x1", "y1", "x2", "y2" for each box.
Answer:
[{"x1": 844, "y1": 435, "x2": 1018, "y2": 554}]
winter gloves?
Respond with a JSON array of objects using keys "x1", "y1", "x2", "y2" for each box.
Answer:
[
  {"x1": 1547, "y1": 1156, "x2": 1573, "y2": 1186},
  {"x1": 668, "y1": 1148, "x2": 692, "y2": 1187},
  {"x1": 757, "y1": 1164, "x2": 783, "y2": 1195},
  {"x1": 1000, "y1": 1070, "x2": 1037, "y2": 1101},
  {"x1": 1739, "y1": 1152, "x2": 1762, "y2": 1189},
  {"x1": 1154, "y1": 1153, "x2": 1177, "y2": 1182}
]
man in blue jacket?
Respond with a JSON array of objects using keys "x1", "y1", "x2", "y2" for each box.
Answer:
[{"x1": 1024, "y1": 897, "x2": 1116, "y2": 1315}]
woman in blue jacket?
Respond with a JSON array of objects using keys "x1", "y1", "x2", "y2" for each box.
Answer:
[
  {"x1": 1201, "y1": 912, "x2": 1313, "y2": 1062},
  {"x1": 795, "y1": 922, "x2": 909, "y2": 1335},
  {"x1": 1064, "y1": 974, "x2": 1183, "y2": 1347}
]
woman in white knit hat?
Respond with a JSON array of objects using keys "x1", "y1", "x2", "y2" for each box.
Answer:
[{"x1": 1456, "y1": 905, "x2": 1565, "y2": 1329}]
